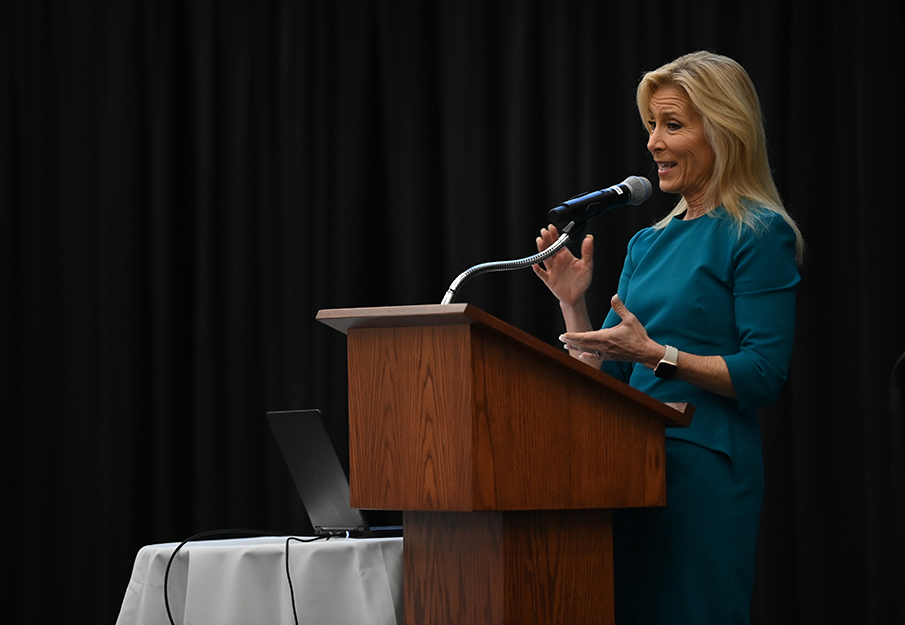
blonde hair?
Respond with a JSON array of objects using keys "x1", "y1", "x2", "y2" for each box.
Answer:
[{"x1": 637, "y1": 51, "x2": 804, "y2": 263}]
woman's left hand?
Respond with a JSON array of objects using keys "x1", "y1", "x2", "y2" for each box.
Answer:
[
  {"x1": 562, "y1": 295, "x2": 738, "y2": 398},
  {"x1": 559, "y1": 295, "x2": 662, "y2": 368}
]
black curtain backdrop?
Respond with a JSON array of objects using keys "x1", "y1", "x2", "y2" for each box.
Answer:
[{"x1": 2, "y1": 1, "x2": 903, "y2": 623}]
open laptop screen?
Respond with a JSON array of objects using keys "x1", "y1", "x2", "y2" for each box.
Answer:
[{"x1": 267, "y1": 409, "x2": 402, "y2": 537}]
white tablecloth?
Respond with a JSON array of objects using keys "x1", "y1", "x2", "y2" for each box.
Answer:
[{"x1": 115, "y1": 535, "x2": 404, "y2": 625}]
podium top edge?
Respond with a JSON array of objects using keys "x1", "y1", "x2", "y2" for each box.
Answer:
[
  {"x1": 315, "y1": 303, "x2": 484, "y2": 333},
  {"x1": 315, "y1": 304, "x2": 692, "y2": 428}
]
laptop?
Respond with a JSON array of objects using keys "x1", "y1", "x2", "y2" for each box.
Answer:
[{"x1": 267, "y1": 409, "x2": 403, "y2": 537}]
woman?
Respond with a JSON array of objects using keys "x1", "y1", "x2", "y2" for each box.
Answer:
[{"x1": 534, "y1": 51, "x2": 804, "y2": 624}]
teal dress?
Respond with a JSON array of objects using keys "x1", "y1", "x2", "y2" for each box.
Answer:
[{"x1": 600, "y1": 207, "x2": 800, "y2": 625}]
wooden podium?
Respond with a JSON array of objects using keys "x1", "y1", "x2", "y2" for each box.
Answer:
[{"x1": 317, "y1": 304, "x2": 692, "y2": 625}]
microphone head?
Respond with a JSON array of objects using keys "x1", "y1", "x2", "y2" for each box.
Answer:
[
  {"x1": 547, "y1": 175, "x2": 653, "y2": 223},
  {"x1": 622, "y1": 176, "x2": 652, "y2": 205}
]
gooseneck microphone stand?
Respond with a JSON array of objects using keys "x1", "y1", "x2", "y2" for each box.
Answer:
[
  {"x1": 439, "y1": 175, "x2": 652, "y2": 304},
  {"x1": 440, "y1": 220, "x2": 580, "y2": 305}
]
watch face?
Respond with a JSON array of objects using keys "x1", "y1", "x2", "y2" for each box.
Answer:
[{"x1": 654, "y1": 361, "x2": 678, "y2": 380}]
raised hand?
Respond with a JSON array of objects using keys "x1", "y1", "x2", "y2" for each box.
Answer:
[{"x1": 531, "y1": 224, "x2": 595, "y2": 308}]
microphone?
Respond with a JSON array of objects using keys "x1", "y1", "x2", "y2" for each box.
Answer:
[{"x1": 548, "y1": 176, "x2": 652, "y2": 223}]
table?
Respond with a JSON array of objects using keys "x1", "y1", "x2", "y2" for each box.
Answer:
[{"x1": 115, "y1": 535, "x2": 404, "y2": 625}]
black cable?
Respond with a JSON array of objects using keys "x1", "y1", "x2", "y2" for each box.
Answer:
[
  {"x1": 284, "y1": 535, "x2": 333, "y2": 625},
  {"x1": 162, "y1": 529, "x2": 282, "y2": 625}
]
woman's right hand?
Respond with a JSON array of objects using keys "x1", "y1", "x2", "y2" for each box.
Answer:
[{"x1": 532, "y1": 224, "x2": 595, "y2": 308}]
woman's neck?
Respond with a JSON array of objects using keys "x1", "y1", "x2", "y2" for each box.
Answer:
[{"x1": 683, "y1": 193, "x2": 712, "y2": 219}]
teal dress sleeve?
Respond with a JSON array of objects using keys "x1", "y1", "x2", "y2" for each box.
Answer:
[{"x1": 721, "y1": 214, "x2": 800, "y2": 413}]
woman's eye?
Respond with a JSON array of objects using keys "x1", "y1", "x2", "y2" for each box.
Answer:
[{"x1": 667, "y1": 122, "x2": 682, "y2": 131}]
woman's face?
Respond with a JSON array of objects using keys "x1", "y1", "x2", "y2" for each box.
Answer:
[{"x1": 646, "y1": 86, "x2": 716, "y2": 211}]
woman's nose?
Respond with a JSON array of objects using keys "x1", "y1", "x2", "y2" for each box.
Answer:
[{"x1": 647, "y1": 129, "x2": 662, "y2": 153}]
